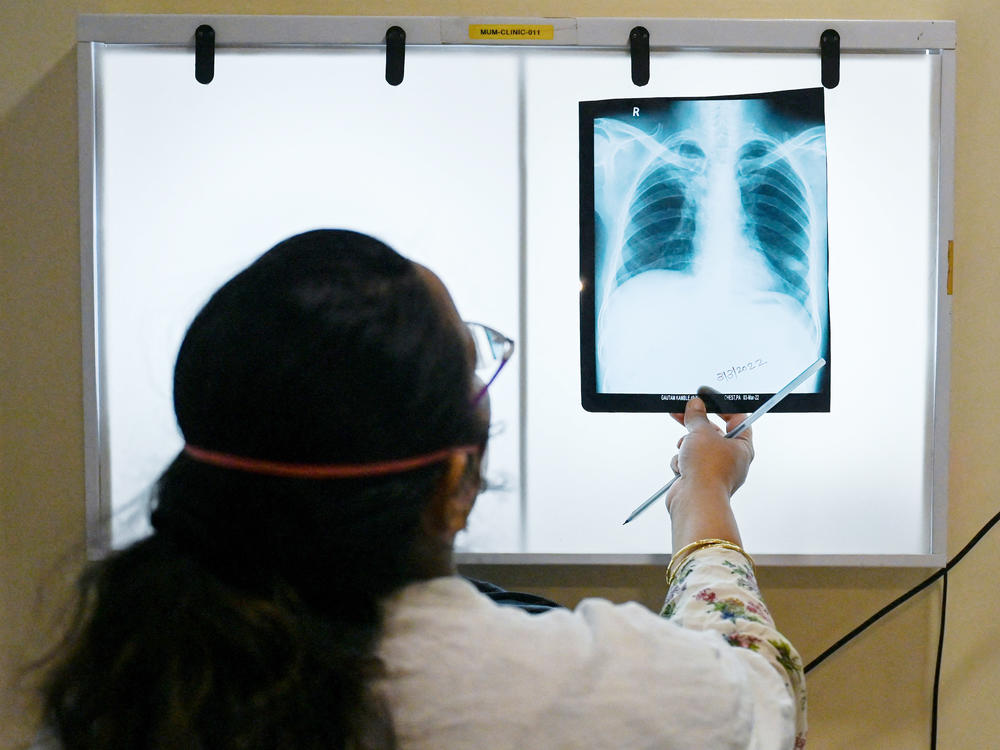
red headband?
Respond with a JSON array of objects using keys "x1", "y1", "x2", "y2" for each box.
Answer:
[{"x1": 182, "y1": 443, "x2": 480, "y2": 479}]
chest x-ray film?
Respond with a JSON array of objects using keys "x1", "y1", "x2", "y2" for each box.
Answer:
[{"x1": 580, "y1": 88, "x2": 831, "y2": 413}]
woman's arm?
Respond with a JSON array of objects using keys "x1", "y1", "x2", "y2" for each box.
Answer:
[
  {"x1": 662, "y1": 547, "x2": 807, "y2": 748},
  {"x1": 661, "y1": 396, "x2": 807, "y2": 747}
]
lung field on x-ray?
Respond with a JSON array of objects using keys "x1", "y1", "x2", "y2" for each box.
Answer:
[
  {"x1": 597, "y1": 102, "x2": 824, "y2": 329},
  {"x1": 737, "y1": 138, "x2": 813, "y2": 307},
  {"x1": 614, "y1": 140, "x2": 706, "y2": 285}
]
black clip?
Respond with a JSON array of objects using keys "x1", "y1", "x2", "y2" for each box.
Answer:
[
  {"x1": 820, "y1": 28, "x2": 840, "y2": 89},
  {"x1": 629, "y1": 26, "x2": 650, "y2": 87},
  {"x1": 385, "y1": 26, "x2": 406, "y2": 86},
  {"x1": 194, "y1": 24, "x2": 215, "y2": 85}
]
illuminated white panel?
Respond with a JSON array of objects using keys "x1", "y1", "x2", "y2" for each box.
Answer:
[
  {"x1": 523, "y1": 51, "x2": 937, "y2": 555},
  {"x1": 97, "y1": 46, "x2": 522, "y2": 550}
]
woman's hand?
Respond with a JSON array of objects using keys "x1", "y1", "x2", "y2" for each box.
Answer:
[
  {"x1": 668, "y1": 396, "x2": 753, "y2": 504},
  {"x1": 665, "y1": 396, "x2": 754, "y2": 549}
]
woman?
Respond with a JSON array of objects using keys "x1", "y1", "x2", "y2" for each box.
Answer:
[{"x1": 39, "y1": 229, "x2": 805, "y2": 748}]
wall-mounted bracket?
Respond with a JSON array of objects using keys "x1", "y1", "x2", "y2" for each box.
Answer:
[
  {"x1": 386, "y1": 26, "x2": 406, "y2": 86},
  {"x1": 629, "y1": 26, "x2": 650, "y2": 87},
  {"x1": 821, "y1": 28, "x2": 840, "y2": 89},
  {"x1": 194, "y1": 24, "x2": 215, "y2": 85}
]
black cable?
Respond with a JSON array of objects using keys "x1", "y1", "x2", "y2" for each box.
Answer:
[
  {"x1": 805, "y1": 504, "x2": 1000, "y2": 673},
  {"x1": 947, "y1": 504, "x2": 1000, "y2": 569},
  {"x1": 803, "y1": 505, "x2": 1000, "y2": 749},
  {"x1": 930, "y1": 569, "x2": 947, "y2": 750},
  {"x1": 804, "y1": 567, "x2": 944, "y2": 672}
]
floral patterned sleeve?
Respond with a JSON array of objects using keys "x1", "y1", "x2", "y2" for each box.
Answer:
[{"x1": 661, "y1": 547, "x2": 807, "y2": 748}]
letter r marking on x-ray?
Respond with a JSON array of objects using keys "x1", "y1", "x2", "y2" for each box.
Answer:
[{"x1": 633, "y1": 107, "x2": 640, "y2": 117}]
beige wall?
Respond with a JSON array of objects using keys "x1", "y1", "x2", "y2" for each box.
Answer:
[{"x1": 2, "y1": 1, "x2": 996, "y2": 747}]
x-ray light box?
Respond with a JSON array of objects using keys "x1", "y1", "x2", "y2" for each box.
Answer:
[{"x1": 77, "y1": 16, "x2": 955, "y2": 566}]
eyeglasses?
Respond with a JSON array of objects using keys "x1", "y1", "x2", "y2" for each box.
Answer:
[{"x1": 466, "y1": 322, "x2": 515, "y2": 405}]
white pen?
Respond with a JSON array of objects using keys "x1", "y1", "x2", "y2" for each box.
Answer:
[{"x1": 621, "y1": 357, "x2": 827, "y2": 525}]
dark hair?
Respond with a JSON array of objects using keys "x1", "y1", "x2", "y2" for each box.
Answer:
[{"x1": 41, "y1": 230, "x2": 488, "y2": 748}]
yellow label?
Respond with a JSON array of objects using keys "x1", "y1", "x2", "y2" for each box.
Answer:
[
  {"x1": 947, "y1": 239, "x2": 954, "y2": 295},
  {"x1": 469, "y1": 24, "x2": 554, "y2": 41}
]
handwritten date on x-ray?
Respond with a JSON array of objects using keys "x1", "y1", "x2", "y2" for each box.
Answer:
[{"x1": 717, "y1": 358, "x2": 768, "y2": 382}]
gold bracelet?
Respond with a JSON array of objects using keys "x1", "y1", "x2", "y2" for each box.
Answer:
[
  {"x1": 665, "y1": 538, "x2": 757, "y2": 587},
  {"x1": 668, "y1": 538, "x2": 742, "y2": 576}
]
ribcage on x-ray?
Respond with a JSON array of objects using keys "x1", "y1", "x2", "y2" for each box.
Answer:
[
  {"x1": 614, "y1": 142, "x2": 705, "y2": 286},
  {"x1": 737, "y1": 140, "x2": 812, "y2": 307}
]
